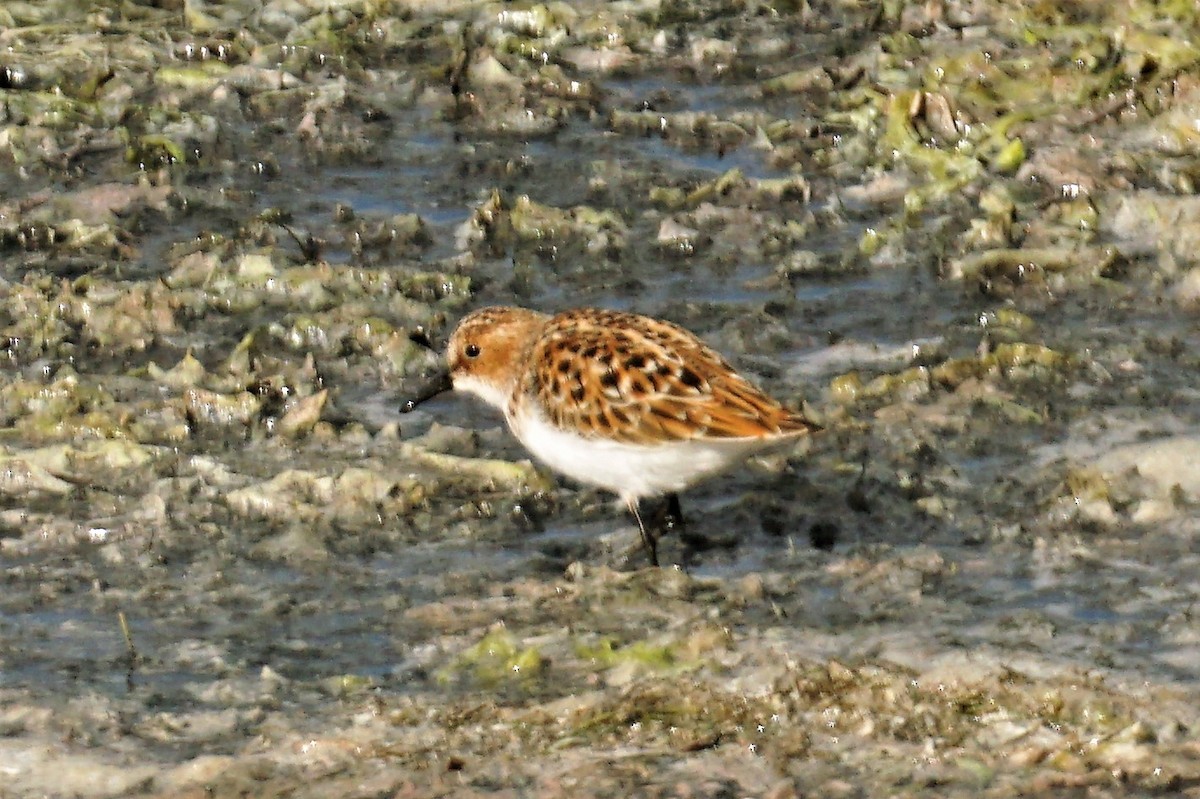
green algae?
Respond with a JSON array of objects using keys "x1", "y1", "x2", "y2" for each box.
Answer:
[
  {"x1": 440, "y1": 627, "x2": 547, "y2": 686},
  {"x1": 828, "y1": 339, "x2": 1067, "y2": 408},
  {"x1": 575, "y1": 636, "x2": 680, "y2": 673},
  {"x1": 0, "y1": 0, "x2": 1198, "y2": 797}
]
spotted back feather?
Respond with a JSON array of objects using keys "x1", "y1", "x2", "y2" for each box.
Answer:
[{"x1": 524, "y1": 308, "x2": 816, "y2": 444}]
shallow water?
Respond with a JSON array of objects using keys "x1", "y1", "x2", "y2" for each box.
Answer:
[{"x1": 2, "y1": 1, "x2": 1200, "y2": 796}]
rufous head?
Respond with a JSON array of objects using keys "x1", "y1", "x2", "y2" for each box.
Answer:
[{"x1": 400, "y1": 306, "x2": 549, "y2": 413}]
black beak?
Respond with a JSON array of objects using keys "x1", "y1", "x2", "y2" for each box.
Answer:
[
  {"x1": 400, "y1": 326, "x2": 450, "y2": 413},
  {"x1": 400, "y1": 370, "x2": 453, "y2": 413},
  {"x1": 408, "y1": 328, "x2": 437, "y2": 352}
]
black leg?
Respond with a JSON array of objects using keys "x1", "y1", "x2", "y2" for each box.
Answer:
[
  {"x1": 628, "y1": 502, "x2": 660, "y2": 567},
  {"x1": 647, "y1": 492, "x2": 686, "y2": 534},
  {"x1": 664, "y1": 493, "x2": 685, "y2": 532},
  {"x1": 627, "y1": 495, "x2": 690, "y2": 567}
]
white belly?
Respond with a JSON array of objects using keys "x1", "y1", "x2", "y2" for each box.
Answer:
[{"x1": 508, "y1": 406, "x2": 789, "y2": 503}]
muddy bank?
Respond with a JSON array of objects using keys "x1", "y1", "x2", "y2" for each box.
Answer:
[{"x1": 1, "y1": 0, "x2": 1199, "y2": 796}]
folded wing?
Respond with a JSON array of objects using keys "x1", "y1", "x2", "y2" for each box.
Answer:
[{"x1": 530, "y1": 309, "x2": 817, "y2": 445}]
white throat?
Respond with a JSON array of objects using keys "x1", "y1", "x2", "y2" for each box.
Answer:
[{"x1": 452, "y1": 373, "x2": 513, "y2": 413}]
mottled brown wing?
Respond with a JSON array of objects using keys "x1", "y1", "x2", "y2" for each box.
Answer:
[{"x1": 529, "y1": 308, "x2": 816, "y2": 444}]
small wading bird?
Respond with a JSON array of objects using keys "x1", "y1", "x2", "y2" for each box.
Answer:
[{"x1": 401, "y1": 306, "x2": 819, "y2": 566}]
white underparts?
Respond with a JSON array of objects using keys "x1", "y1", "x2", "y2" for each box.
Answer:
[{"x1": 508, "y1": 404, "x2": 799, "y2": 503}]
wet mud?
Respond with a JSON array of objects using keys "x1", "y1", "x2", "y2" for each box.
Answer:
[{"x1": 1, "y1": 1, "x2": 1199, "y2": 796}]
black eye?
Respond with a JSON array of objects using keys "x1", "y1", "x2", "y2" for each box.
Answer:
[{"x1": 464, "y1": 343, "x2": 480, "y2": 358}]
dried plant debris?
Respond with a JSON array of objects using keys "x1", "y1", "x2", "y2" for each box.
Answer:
[{"x1": 1, "y1": 0, "x2": 1199, "y2": 797}]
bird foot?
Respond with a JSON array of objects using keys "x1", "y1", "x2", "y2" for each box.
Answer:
[{"x1": 627, "y1": 493, "x2": 686, "y2": 568}]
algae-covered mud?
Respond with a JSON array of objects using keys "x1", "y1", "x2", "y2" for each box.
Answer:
[{"x1": 2, "y1": 0, "x2": 1200, "y2": 796}]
